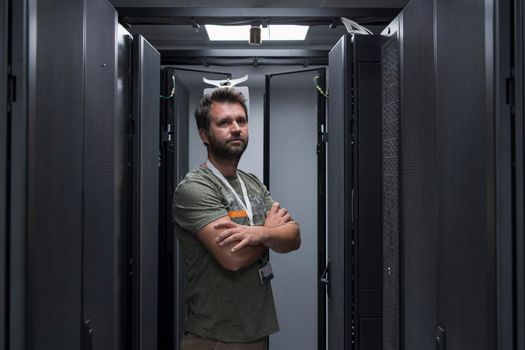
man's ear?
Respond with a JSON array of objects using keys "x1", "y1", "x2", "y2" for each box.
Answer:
[{"x1": 198, "y1": 128, "x2": 209, "y2": 146}]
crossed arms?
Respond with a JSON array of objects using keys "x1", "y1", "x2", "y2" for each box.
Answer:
[{"x1": 196, "y1": 202, "x2": 301, "y2": 272}]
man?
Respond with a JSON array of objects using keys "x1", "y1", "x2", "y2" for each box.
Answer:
[{"x1": 173, "y1": 87, "x2": 301, "y2": 350}]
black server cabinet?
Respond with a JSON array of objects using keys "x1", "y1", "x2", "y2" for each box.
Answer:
[
  {"x1": 515, "y1": 1, "x2": 525, "y2": 348},
  {"x1": 130, "y1": 34, "x2": 160, "y2": 350},
  {"x1": 381, "y1": 1, "x2": 438, "y2": 348},
  {"x1": 0, "y1": 0, "x2": 8, "y2": 346},
  {"x1": 7, "y1": 0, "x2": 156, "y2": 348},
  {"x1": 327, "y1": 34, "x2": 383, "y2": 350},
  {"x1": 381, "y1": 16, "x2": 401, "y2": 350},
  {"x1": 9, "y1": 0, "x2": 35, "y2": 348},
  {"x1": 381, "y1": 0, "x2": 516, "y2": 349},
  {"x1": 83, "y1": 0, "x2": 127, "y2": 348},
  {"x1": 27, "y1": 0, "x2": 86, "y2": 347},
  {"x1": 434, "y1": 1, "x2": 497, "y2": 345},
  {"x1": 27, "y1": 0, "x2": 128, "y2": 348}
]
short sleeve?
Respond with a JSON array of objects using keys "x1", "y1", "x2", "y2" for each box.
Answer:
[
  {"x1": 172, "y1": 177, "x2": 229, "y2": 234},
  {"x1": 262, "y1": 185, "x2": 274, "y2": 212}
]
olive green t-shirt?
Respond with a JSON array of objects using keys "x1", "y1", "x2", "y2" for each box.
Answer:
[{"x1": 172, "y1": 167, "x2": 279, "y2": 342}]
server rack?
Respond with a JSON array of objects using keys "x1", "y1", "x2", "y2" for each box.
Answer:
[
  {"x1": 4, "y1": 0, "x2": 161, "y2": 348},
  {"x1": 514, "y1": 2, "x2": 525, "y2": 349},
  {"x1": 27, "y1": 0, "x2": 85, "y2": 347},
  {"x1": 130, "y1": 34, "x2": 160, "y2": 350},
  {"x1": 381, "y1": 17, "x2": 401, "y2": 350},
  {"x1": 381, "y1": 0, "x2": 516, "y2": 349},
  {"x1": 82, "y1": 1, "x2": 127, "y2": 348},
  {"x1": 1, "y1": 0, "x2": 8, "y2": 345},
  {"x1": 327, "y1": 34, "x2": 383, "y2": 350}
]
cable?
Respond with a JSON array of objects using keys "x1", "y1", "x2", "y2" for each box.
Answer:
[
  {"x1": 314, "y1": 74, "x2": 329, "y2": 98},
  {"x1": 340, "y1": 17, "x2": 373, "y2": 35},
  {"x1": 160, "y1": 75, "x2": 175, "y2": 99}
]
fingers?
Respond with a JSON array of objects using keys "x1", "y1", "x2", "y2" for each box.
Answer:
[
  {"x1": 219, "y1": 233, "x2": 244, "y2": 246},
  {"x1": 215, "y1": 228, "x2": 234, "y2": 243},
  {"x1": 214, "y1": 221, "x2": 237, "y2": 230},
  {"x1": 269, "y1": 202, "x2": 280, "y2": 214},
  {"x1": 277, "y1": 207, "x2": 288, "y2": 217},
  {"x1": 231, "y1": 238, "x2": 250, "y2": 252},
  {"x1": 282, "y1": 213, "x2": 291, "y2": 222}
]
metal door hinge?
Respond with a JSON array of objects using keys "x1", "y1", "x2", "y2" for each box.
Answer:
[
  {"x1": 436, "y1": 326, "x2": 446, "y2": 350},
  {"x1": 317, "y1": 123, "x2": 328, "y2": 154},
  {"x1": 350, "y1": 188, "x2": 355, "y2": 229},
  {"x1": 162, "y1": 123, "x2": 174, "y2": 143},
  {"x1": 506, "y1": 76, "x2": 515, "y2": 107},
  {"x1": 7, "y1": 66, "x2": 16, "y2": 111},
  {"x1": 506, "y1": 69, "x2": 515, "y2": 114},
  {"x1": 82, "y1": 319, "x2": 93, "y2": 350},
  {"x1": 320, "y1": 261, "x2": 331, "y2": 298},
  {"x1": 319, "y1": 123, "x2": 328, "y2": 142}
]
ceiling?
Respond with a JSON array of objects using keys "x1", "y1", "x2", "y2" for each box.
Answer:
[{"x1": 110, "y1": 0, "x2": 409, "y2": 65}]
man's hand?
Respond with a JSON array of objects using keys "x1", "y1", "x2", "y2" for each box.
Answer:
[
  {"x1": 264, "y1": 202, "x2": 294, "y2": 227},
  {"x1": 214, "y1": 202, "x2": 301, "y2": 254},
  {"x1": 196, "y1": 216, "x2": 267, "y2": 271},
  {"x1": 215, "y1": 221, "x2": 266, "y2": 252}
]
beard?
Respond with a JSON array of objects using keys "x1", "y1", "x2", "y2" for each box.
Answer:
[{"x1": 208, "y1": 134, "x2": 249, "y2": 161}]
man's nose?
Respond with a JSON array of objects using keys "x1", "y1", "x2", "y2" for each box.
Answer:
[{"x1": 231, "y1": 121, "x2": 242, "y2": 132}]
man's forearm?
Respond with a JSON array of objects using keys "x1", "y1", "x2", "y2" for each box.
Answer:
[
  {"x1": 261, "y1": 222, "x2": 301, "y2": 253},
  {"x1": 225, "y1": 242, "x2": 268, "y2": 271}
]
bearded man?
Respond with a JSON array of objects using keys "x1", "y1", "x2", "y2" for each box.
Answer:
[{"x1": 173, "y1": 87, "x2": 301, "y2": 350}]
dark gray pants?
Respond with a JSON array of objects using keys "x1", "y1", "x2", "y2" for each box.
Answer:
[{"x1": 180, "y1": 332, "x2": 268, "y2": 350}]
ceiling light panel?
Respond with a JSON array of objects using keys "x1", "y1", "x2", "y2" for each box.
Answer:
[{"x1": 205, "y1": 24, "x2": 309, "y2": 41}]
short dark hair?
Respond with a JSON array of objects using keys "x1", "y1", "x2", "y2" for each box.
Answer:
[{"x1": 194, "y1": 87, "x2": 248, "y2": 131}]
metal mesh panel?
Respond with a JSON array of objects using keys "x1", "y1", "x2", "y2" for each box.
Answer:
[
  {"x1": 401, "y1": 0, "x2": 438, "y2": 348},
  {"x1": 28, "y1": 0, "x2": 85, "y2": 347},
  {"x1": 435, "y1": 0, "x2": 496, "y2": 349},
  {"x1": 382, "y1": 33, "x2": 400, "y2": 350}
]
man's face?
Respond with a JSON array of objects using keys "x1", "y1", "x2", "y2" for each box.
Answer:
[{"x1": 200, "y1": 101, "x2": 249, "y2": 160}]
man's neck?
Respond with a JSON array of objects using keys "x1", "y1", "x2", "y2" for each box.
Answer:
[{"x1": 207, "y1": 154, "x2": 239, "y2": 177}]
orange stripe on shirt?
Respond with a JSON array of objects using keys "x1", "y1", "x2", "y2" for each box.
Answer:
[{"x1": 228, "y1": 210, "x2": 248, "y2": 219}]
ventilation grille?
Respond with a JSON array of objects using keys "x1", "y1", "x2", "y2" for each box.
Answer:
[{"x1": 381, "y1": 33, "x2": 400, "y2": 350}]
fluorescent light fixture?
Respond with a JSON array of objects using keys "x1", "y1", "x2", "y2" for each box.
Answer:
[
  {"x1": 264, "y1": 25, "x2": 309, "y2": 41},
  {"x1": 205, "y1": 25, "x2": 309, "y2": 41}
]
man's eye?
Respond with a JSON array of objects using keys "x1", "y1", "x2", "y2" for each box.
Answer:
[{"x1": 238, "y1": 119, "x2": 246, "y2": 125}]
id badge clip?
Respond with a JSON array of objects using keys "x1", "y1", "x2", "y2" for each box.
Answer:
[{"x1": 258, "y1": 261, "x2": 274, "y2": 286}]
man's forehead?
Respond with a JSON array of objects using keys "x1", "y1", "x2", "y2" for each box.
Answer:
[
  {"x1": 210, "y1": 100, "x2": 243, "y2": 109},
  {"x1": 210, "y1": 101, "x2": 246, "y2": 117}
]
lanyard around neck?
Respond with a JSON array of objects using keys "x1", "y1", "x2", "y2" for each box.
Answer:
[{"x1": 206, "y1": 159, "x2": 254, "y2": 226}]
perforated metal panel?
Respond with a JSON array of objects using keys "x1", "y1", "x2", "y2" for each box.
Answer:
[
  {"x1": 435, "y1": 0, "x2": 496, "y2": 349},
  {"x1": 83, "y1": 1, "x2": 125, "y2": 349},
  {"x1": 28, "y1": 0, "x2": 85, "y2": 347},
  {"x1": 382, "y1": 31, "x2": 400, "y2": 350},
  {"x1": 400, "y1": 0, "x2": 438, "y2": 349},
  {"x1": 0, "y1": 0, "x2": 7, "y2": 347}
]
